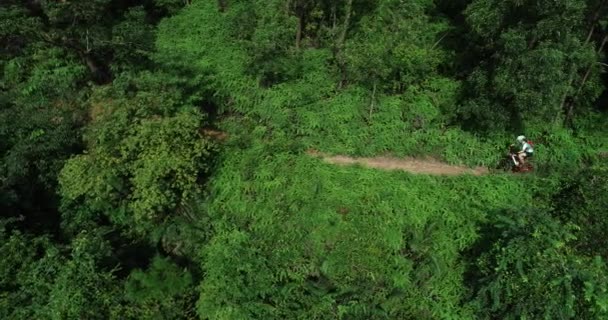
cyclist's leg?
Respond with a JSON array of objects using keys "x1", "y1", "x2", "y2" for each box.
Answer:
[{"x1": 518, "y1": 152, "x2": 526, "y2": 165}]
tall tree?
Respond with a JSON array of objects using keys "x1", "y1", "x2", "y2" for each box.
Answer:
[
  {"x1": 461, "y1": 0, "x2": 605, "y2": 131},
  {"x1": 59, "y1": 72, "x2": 215, "y2": 238}
]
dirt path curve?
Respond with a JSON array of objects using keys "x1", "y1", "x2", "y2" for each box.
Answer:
[{"x1": 307, "y1": 150, "x2": 489, "y2": 176}]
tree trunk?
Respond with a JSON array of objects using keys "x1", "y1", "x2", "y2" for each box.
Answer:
[
  {"x1": 79, "y1": 52, "x2": 111, "y2": 84},
  {"x1": 527, "y1": 34, "x2": 538, "y2": 50},
  {"x1": 575, "y1": 34, "x2": 608, "y2": 96},
  {"x1": 292, "y1": 1, "x2": 308, "y2": 49},
  {"x1": 296, "y1": 14, "x2": 303, "y2": 49},
  {"x1": 218, "y1": 0, "x2": 227, "y2": 12},
  {"x1": 336, "y1": 0, "x2": 353, "y2": 89},
  {"x1": 284, "y1": 0, "x2": 291, "y2": 15},
  {"x1": 585, "y1": 0, "x2": 607, "y2": 43},
  {"x1": 337, "y1": 0, "x2": 352, "y2": 50},
  {"x1": 558, "y1": 0, "x2": 606, "y2": 118},
  {"x1": 368, "y1": 82, "x2": 377, "y2": 123}
]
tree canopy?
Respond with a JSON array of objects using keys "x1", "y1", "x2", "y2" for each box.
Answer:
[{"x1": 2, "y1": 0, "x2": 608, "y2": 319}]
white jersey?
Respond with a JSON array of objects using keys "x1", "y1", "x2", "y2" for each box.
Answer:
[{"x1": 521, "y1": 142, "x2": 533, "y2": 153}]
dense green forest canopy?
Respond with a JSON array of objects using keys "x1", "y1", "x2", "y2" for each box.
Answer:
[{"x1": 2, "y1": 0, "x2": 608, "y2": 319}]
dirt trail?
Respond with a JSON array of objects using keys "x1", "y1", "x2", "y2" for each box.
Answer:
[{"x1": 307, "y1": 150, "x2": 489, "y2": 176}]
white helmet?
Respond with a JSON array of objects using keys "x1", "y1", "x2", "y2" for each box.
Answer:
[{"x1": 517, "y1": 135, "x2": 526, "y2": 143}]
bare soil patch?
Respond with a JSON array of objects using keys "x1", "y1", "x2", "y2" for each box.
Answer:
[{"x1": 307, "y1": 150, "x2": 488, "y2": 176}]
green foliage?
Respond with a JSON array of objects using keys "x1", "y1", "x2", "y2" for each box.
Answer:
[
  {"x1": 196, "y1": 139, "x2": 533, "y2": 319},
  {"x1": 0, "y1": 223, "x2": 120, "y2": 320},
  {"x1": 39, "y1": 233, "x2": 120, "y2": 320},
  {"x1": 552, "y1": 167, "x2": 608, "y2": 258},
  {"x1": 156, "y1": 0, "x2": 487, "y2": 166},
  {"x1": 154, "y1": 0, "x2": 187, "y2": 15},
  {"x1": 471, "y1": 209, "x2": 608, "y2": 319},
  {"x1": 126, "y1": 256, "x2": 193, "y2": 302},
  {"x1": 0, "y1": 221, "x2": 48, "y2": 319},
  {"x1": 111, "y1": 6, "x2": 156, "y2": 72},
  {"x1": 1, "y1": 46, "x2": 86, "y2": 230},
  {"x1": 462, "y1": 0, "x2": 602, "y2": 131},
  {"x1": 344, "y1": 0, "x2": 448, "y2": 91},
  {"x1": 59, "y1": 73, "x2": 215, "y2": 236},
  {"x1": 116, "y1": 255, "x2": 197, "y2": 319},
  {"x1": 3, "y1": 0, "x2": 608, "y2": 319},
  {"x1": 155, "y1": 0, "x2": 258, "y2": 113}
]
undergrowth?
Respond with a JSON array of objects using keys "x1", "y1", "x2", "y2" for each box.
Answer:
[
  {"x1": 199, "y1": 126, "x2": 545, "y2": 318},
  {"x1": 157, "y1": 1, "x2": 607, "y2": 170}
]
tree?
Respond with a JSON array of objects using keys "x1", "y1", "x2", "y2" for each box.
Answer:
[
  {"x1": 344, "y1": 0, "x2": 449, "y2": 93},
  {"x1": 470, "y1": 208, "x2": 608, "y2": 319},
  {"x1": 0, "y1": 0, "x2": 174, "y2": 233},
  {"x1": 116, "y1": 255, "x2": 197, "y2": 319},
  {"x1": 0, "y1": 44, "x2": 86, "y2": 233},
  {"x1": 551, "y1": 167, "x2": 608, "y2": 259},
  {"x1": 1, "y1": 0, "x2": 171, "y2": 83},
  {"x1": 461, "y1": 0, "x2": 604, "y2": 131},
  {"x1": 59, "y1": 72, "x2": 215, "y2": 238},
  {"x1": 0, "y1": 221, "x2": 121, "y2": 320}
]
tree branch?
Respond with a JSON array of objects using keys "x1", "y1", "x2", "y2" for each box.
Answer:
[{"x1": 564, "y1": 32, "x2": 608, "y2": 125}]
